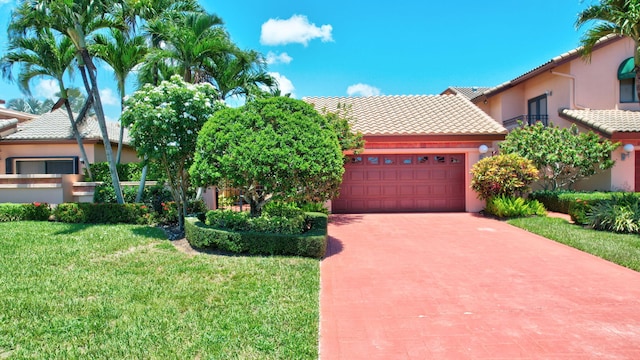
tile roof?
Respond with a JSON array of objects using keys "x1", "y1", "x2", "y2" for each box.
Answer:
[
  {"x1": 559, "y1": 108, "x2": 640, "y2": 135},
  {"x1": 3, "y1": 108, "x2": 130, "y2": 144},
  {"x1": 304, "y1": 94, "x2": 507, "y2": 136},
  {"x1": 477, "y1": 35, "x2": 625, "y2": 101},
  {"x1": 443, "y1": 87, "x2": 490, "y2": 100},
  {"x1": 0, "y1": 118, "x2": 18, "y2": 131}
]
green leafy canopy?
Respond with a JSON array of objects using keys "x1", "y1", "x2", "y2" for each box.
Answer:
[
  {"x1": 190, "y1": 97, "x2": 344, "y2": 217},
  {"x1": 500, "y1": 123, "x2": 619, "y2": 190}
]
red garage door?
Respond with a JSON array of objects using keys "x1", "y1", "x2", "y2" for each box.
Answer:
[{"x1": 332, "y1": 154, "x2": 466, "y2": 213}]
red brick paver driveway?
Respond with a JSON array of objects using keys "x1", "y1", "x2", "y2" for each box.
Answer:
[{"x1": 320, "y1": 213, "x2": 640, "y2": 359}]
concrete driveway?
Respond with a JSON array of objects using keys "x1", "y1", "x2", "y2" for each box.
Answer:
[{"x1": 320, "y1": 213, "x2": 640, "y2": 359}]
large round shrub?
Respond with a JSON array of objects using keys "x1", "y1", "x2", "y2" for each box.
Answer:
[{"x1": 471, "y1": 153, "x2": 539, "y2": 200}]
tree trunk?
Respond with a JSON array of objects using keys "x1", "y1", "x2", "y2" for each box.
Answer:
[
  {"x1": 80, "y1": 49, "x2": 124, "y2": 204},
  {"x1": 135, "y1": 162, "x2": 148, "y2": 203},
  {"x1": 63, "y1": 98, "x2": 93, "y2": 180}
]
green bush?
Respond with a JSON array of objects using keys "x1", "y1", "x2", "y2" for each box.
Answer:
[
  {"x1": 297, "y1": 201, "x2": 329, "y2": 214},
  {"x1": 529, "y1": 190, "x2": 577, "y2": 213},
  {"x1": 206, "y1": 209, "x2": 250, "y2": 231},
  {"x1": 23, "y1": 202, "x2": 51, "y2": 221},
  {"x1": 485, "y1": 195, "x2": 547, "y2": 218},
  {"x1": 84, "y1": 162, "x2": 165, "y2": 182},
  {"x1": 53, "y1": 203, "x2": 150, "y2": 224},
  {"x1": 0, "y1": 203, "x2": 26, "y2": 222},
  {"x1": 0, "y1": 203, "x2": 51, "y2": 222},
  {"x1": 185, "y1": 212, "x2": 328, "y2": 258},
  {"x1": 587, "y1": 193, "x2": 640, "y2": 233},
  {"x1": 471, "y1": 153, "x2": 539, "y2": 200},
  {"x1": 205, "y1": 209, "x2": 306, "y2": 235},
  {"x1": 262, "y1": 201, "x2": 305, "y2": 219},
  {"x1": 53, "y1": 203, "x2": 86, "y2": 223}
]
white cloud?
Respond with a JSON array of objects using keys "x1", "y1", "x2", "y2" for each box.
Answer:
[
  {"x1": 260, "y1": 15, "x2": 333, "y2": 46},
  {"x1": 266, "y1": 51, "x2": 293, "y2": 65},
  {"x1": 269, "y1": 72, "x2": 295, "y2": 97},
  {"x1": 99, "y1": 88, "x2": 119, "y2": 106},
  {"x1": 35, "y1": 79, "x2": 59, "y2": 99},
  {"x1": 0, "y1": 0, "x2": 12, "y2": 5},
  {"x1": 347, "y1": 83, "x2": 381, "y2": 97}
]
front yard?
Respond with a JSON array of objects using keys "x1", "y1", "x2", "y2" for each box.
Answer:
[
  {"x1": 509, "y1": 216, "x2": 640, "y2": 272},
  {"x1": 0, "y1": 222, "x2": 319, "y2": 359}
]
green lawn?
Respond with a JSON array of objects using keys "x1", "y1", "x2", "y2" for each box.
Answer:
[
  {"x1": 508, "y1": 216, "x2": 640, "y2": 272},
  {"x1": 0, "y1": 222, "x2": 319, "y2": 359}
]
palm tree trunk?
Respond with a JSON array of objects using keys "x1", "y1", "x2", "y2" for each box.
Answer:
[
  {"x1": 135, "y1": 162, "x2": 148, "y2": 203},
  {"x1": 80, "y1": 48, "x2": 124, "y2": 204},
  {"x1": 63, "y1": 98, "x2": 93, "y2": 180}
]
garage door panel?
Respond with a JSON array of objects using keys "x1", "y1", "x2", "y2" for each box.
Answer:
[
  {"x1": 383, "y1": 171, "x2": 397, "y2": 180},
  {"x1": 334, "y1": 153, "x2": 466, "y2": 213},
  {"x1": 366, "y1": 171, "x2": 381, "y2": 180},
  {"x1": 349, "y1": 170, "x2": 366, "y2": 181},
  {"x1": 415, "y1": 169, "x2": 431, "y2": 180}
]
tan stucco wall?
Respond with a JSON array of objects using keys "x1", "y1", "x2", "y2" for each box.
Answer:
[{"x1": 93, "y1": 144, "x2": 139, "y2": 164}]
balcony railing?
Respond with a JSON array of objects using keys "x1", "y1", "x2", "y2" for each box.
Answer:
[{"x1": 503, "y1": 114, "x2": 549, "y2": 129}]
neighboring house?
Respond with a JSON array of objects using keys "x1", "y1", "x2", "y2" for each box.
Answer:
[
  {"x1": 466, "y1": 35, "x2": 640, "y2": 191},
  {"x1": 0, "y1": 108, "x2": 137, "y2": 176},
  {"x1": 441, "y1": 86, "x2": 490, "y2": 101},
  {"x1": 305, "y1": 95, "x2": 507, "y2": 213}
]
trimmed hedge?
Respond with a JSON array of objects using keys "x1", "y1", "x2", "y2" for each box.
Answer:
[
  {"x1": 0, "y1": 202, "x2": 51, "y2": 222},
  {"x1": 53, "y1": 203, "x2": 151, "y2": 224},
  {"x1": 530, "y1": 190, "x2": 640, "y2": 225},
  {"x1": 85, "y1": 162, "x2": 165, "y2": 182},
  {"x1": 185, "y1": 212, "x2": 328, "y2": 258}
]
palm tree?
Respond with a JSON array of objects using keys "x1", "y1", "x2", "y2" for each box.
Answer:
[
  {"x1": 91, "y1": 29, "x2": 147, "y2": 164},
  {"x1": 143, "y1": 11, "x2": 232, "y2": 84},
  {"x1": 9, "y1": 0, "x2": 125, "y2": 202},
  {"x1": 576, "y1": 0, "x2": 640, "y2": 101},
  {"x1": 206, "y1": 49, "x2": 276, "y2": 101},
  {"x1": 6, "y1": 97, "x2": 53, "y2": 114},
  {"x1": 1, "y1": 28, "x2": 94, "y2": 179}
]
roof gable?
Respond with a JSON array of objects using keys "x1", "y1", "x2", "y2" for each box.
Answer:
[{"x1": 304, "y1": 94, "x2": 507, "y2": 136}]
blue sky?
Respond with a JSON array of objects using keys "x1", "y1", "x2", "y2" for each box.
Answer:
[{"x1": 0, "y1": 0, "x2": 594, "y2": 120}]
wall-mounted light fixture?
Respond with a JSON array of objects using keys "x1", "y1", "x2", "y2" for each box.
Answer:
[
  {"x1": 621, "y1": 143, "x2": 635, "y2": 161},
  {"x1": 478, "y1": 144, "x2": 489, "y2": 160}
]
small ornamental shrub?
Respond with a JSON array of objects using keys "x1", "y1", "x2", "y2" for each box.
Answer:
[
  {"x1": 587, "y1": 193, "x2": 640, "y2": 233},
  {"x1": 85, "y1": 162, "x2": 164, "y2": 182},
  {"x1": 297, "y1": 201, "x2": 329, "y2": 214},
  {"x1": 471, "y1": 154, "x2": 539, "y2": 200},
  {"x1": 0, "y1": 203, "x2": 26, "y2": 222},
  {"x1": 206, "y1": 210, "x2": 250, "y2": 231},
  {"x1": 23, "y1": 202, "x2": 51, "y2": 221},
  {"x1": 205, "y1": 209, "x2": 306, "y2": 235},
  {"x1": 262, "y1": 201, "x2": 305, "y2": 219},
  {"x1": 53, "y1": 203, "x2": 86, "y2": 223},
  {"x1": 485, "y1": 196, "x2": 547, "y2": 218}
]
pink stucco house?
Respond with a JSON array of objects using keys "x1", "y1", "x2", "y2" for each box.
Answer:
[
  {"x1": 446, "y1": 35, "x2": 640, "y2": 192},
  {"x1": 0, "y1": 108, "x2": 137, "y2": 204}
]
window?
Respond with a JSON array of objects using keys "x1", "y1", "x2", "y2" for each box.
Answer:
[
  {"x1": 367, "y1": 156, "x2": 379, "y2": 165},
  {"x1": 350, "y1": 156, "x2": 363, "y2": 164},
  {"x1": 418, "y1": 156, "x2": 429, "y2": 163},
  {"x1": 620, "y1": 78, "x2": 639, "y2": 103},
  {"x1": 618, "y1": 57, "x2": 638, "y2": 103},
  {"x1": 434, "y1": 156, "x2": 446, "y2": 163},
  {"x1": 7, "y1": 157, "x2": 78, "y2": 175},
  {"x1": 383, "y1": 157, "x2": 394, "y2": 165},
  {"x1": 527, "y1": 94, "x2": 548, "y2": 126}
]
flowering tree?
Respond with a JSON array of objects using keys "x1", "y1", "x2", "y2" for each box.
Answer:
[
  {"x1": 500, "y1": 123, "x2": 619, "y2": 190},
  {"x1": 190, "y1": 97, "x2": 345, "y2": 217},
  {"x1": 121, "y1": 75, "x2": 221, "y2": 230}
]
